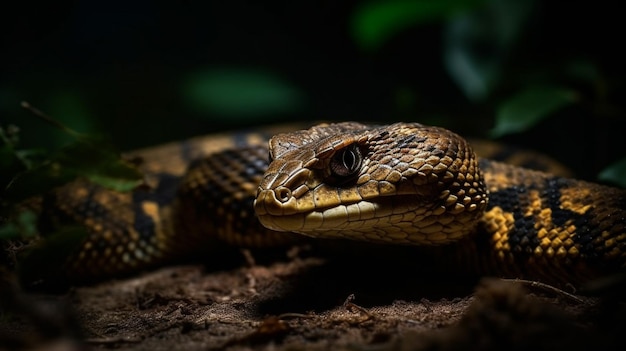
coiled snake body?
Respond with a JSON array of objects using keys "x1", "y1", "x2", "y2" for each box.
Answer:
[{"x1": 37, "y1": 122, "x2": 626, "y2": 287}]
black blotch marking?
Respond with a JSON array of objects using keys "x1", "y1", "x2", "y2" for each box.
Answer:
[
  {"x1": 395, "y1": 135, "x2": 427, "y2": 149},
  {"x1": 487, "y1": 185, "x2": 540, "y2": 258},
  {"x1": 399, "y1": 134, "x2": 415, "y2": 146},
  {"x1": 132, "y1": 173, "x2": 182, "y2": 241},
  {"x1": 233, "y1": 132, "x2": 251, "y2": 148},
  {"x1": 544, "y1": 178, "x2": 575, "y2": 227},
  {"x1": 134, "y1": 173, "x2": 182, "y2": 206},
  {"x1": 542, "y1": 177, "x2": 604, "y2": 262},
  {"x1": 38, "y1": 184, "x2": 157, "y2": 259},
  {"x1": 132, "y1": 205, "x2": 157, "y2": 243},
  {"x1": 239, "y1": 157, "x2": 267, "y2": 179},
  {"x1": 179, "y1": 140, "x2": 196, "y2": 164},
  {"x1": 40, "y1": 185, "x2": 116, "y2": 233}
]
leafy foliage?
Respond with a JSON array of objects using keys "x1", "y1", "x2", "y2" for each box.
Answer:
[
  {"x1": 442, "y1": 0, "x2": 535, "y2": 100},
  {"x1": 598, "y1": 158, "x2": 626, "y2": 188},
  {"x1": 0, "y1": 210, "x2": 38, "y2": 240},
  {"x1": 183, "y1": 68, "x2": 305, "y2": 119},
  {"x1": 2, "y1": 103, "x2": 143, "y2": 205},
  {"x1": 1, "y1": 104, "x2": 144, "y2": 283},
  {"x1": 490, "y1": 87, "x2": 578, "y2": 138},
  {"x1": 351, "y1": 0, "x2": 486, "y2": 51},
  {"x1": 5, "y1": 139, "x2": 143, "y2": 204}
]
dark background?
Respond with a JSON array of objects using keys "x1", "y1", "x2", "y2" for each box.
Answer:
[{"x1": 2, "y1": 0, "x2": 624, "y2": 182}]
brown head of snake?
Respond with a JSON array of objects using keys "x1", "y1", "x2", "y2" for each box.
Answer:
[{"x1": 254, "y1": 122, "x2": 489, "y2": 245}]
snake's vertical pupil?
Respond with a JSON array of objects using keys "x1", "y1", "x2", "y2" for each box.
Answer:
[
  {"x1": 343, "y1": 149, "x2": 356, "y2": 171},
  {"x1": 330, "y1": 144, "x2": 362, "y2": 177}
]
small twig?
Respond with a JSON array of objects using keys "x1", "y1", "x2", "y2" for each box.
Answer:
[
  {"x1": 240, "y1": 248, "x2": 256, "y2": 267},
  {"x1": 20, "y1": 101, "x2": 83, "y2": 139},
  {"x1": 246, "y1": 272, "x2": 258, "y2": 295},
  {"x1": 501, "y1": 278, "x2": 586, "y2": 304},
  {"x1": 343, "y1": 294, "x2": 373, "y2": 319}
]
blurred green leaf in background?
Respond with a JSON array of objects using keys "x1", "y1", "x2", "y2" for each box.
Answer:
[
  {"x1": 351, "y1": 0, "x2": 486, "y2": 52},
  {"x1": 598, "y1": 158, "x2": 626, "y2": 188},
  {"x1": 490, "y1": 86, "x2": 578, "y2": 138},
  {"x1": 183, "y1": 68, "x2": 305, "y2": 120},
  {"x1": 444, "y1": 0, "x2": 535, "y2": 101}
]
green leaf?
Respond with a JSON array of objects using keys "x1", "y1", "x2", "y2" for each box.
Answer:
[
  {"x1": 0, "y1": 210, "x2": 39, "y2": 240},
  {"x1": 598, "y1": 158, "x2": 626, "y2": 188},
  {"x1": 490, "y1": 86, "x2": 578, "y2": 138},
  {"x1": 444, "y1": 0, "x2": 536, "y2": 100},
  {"x1": 55, "y1": 139, "x2": 144, "y2": 192},
  {"x1": 183, "y1": 68, "x2": 304, "y2": 118},
  {"x1": 351, "y1": 0, "x2": 485, "y2": 51},
  {"x1": 4, "y1": 138, "x2": 143, "y2": 202}
]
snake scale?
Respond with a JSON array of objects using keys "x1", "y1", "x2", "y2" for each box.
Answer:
[{"x1": 34, "y1": 122, "x2": 626, "y2": 287}]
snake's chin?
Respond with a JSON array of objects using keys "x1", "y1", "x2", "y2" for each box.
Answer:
[
  {"x1": 255, "y1": 206, "x2": 348, "y2": 234},
  {"x1": 256, "y1": 213, "x2": 305, "y2": 233},
  {"x1": 255, "y1": 199, "x2": 367, "y2": 235}
]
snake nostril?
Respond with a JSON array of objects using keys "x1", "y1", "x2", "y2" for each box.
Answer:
[{"x1": 276, "y1": 187, "x2": 292, "y2": 203}]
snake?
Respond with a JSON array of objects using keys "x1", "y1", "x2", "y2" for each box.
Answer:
[{"x1": 30, "y1": 122, "x2": 626, "y2": 287}]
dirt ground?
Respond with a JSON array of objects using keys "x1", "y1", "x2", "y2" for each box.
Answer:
[{"x1": 1, "y1": 244, "x2": 625, "y2": 351}]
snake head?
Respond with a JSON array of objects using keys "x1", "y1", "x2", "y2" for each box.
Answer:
[{"x1": 254, "y1": 122, "x2": 488, "y2": 245}]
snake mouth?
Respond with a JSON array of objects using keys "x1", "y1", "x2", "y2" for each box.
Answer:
[
  {"x1": 257, "y1": 202, "x2": 393, "y2": 241},
  {"x1": 254, "y1": 188, "x2": 384, "y2": 234},
  {"x1": 255, "y1": 189, "x2": 436, "y2": 240},
  {"x1": 256, "y1": 202, "x2": 360, "y2": 233}
]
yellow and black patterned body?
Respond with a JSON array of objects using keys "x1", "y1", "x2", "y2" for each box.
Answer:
[
  {"x1": 458, "y1": 160, "x2": 625, "y2": 286},
  {"x1": 38, "y1": 125, "x2": 298, "y2": 281},
  {"x1": 35, "y1": 122, "x2": 626, "y2": 286}
]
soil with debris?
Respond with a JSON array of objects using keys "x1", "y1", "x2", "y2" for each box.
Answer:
[{"x1": 1, "y1": 244, "x2": 624, "y2": 351}]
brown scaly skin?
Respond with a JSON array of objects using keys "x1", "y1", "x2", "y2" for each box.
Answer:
[
  {"x1": 256, "y1": 122, "x2": 626, "y2": 287},
  {"x1": 34, "y1": 122, "x2": 626, "y2": 286}
]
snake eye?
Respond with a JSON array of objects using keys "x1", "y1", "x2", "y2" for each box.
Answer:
[{"x1": 330, "y1": 144, "x2": 363, "y2": 178}]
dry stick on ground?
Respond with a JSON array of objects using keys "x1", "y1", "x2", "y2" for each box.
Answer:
[
  {"x1": 343, "y1": 294, "x2": 374, "y2": 320},
  {"x1": 501, "y1": 278, "x2": 586, "y2": 304}
]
